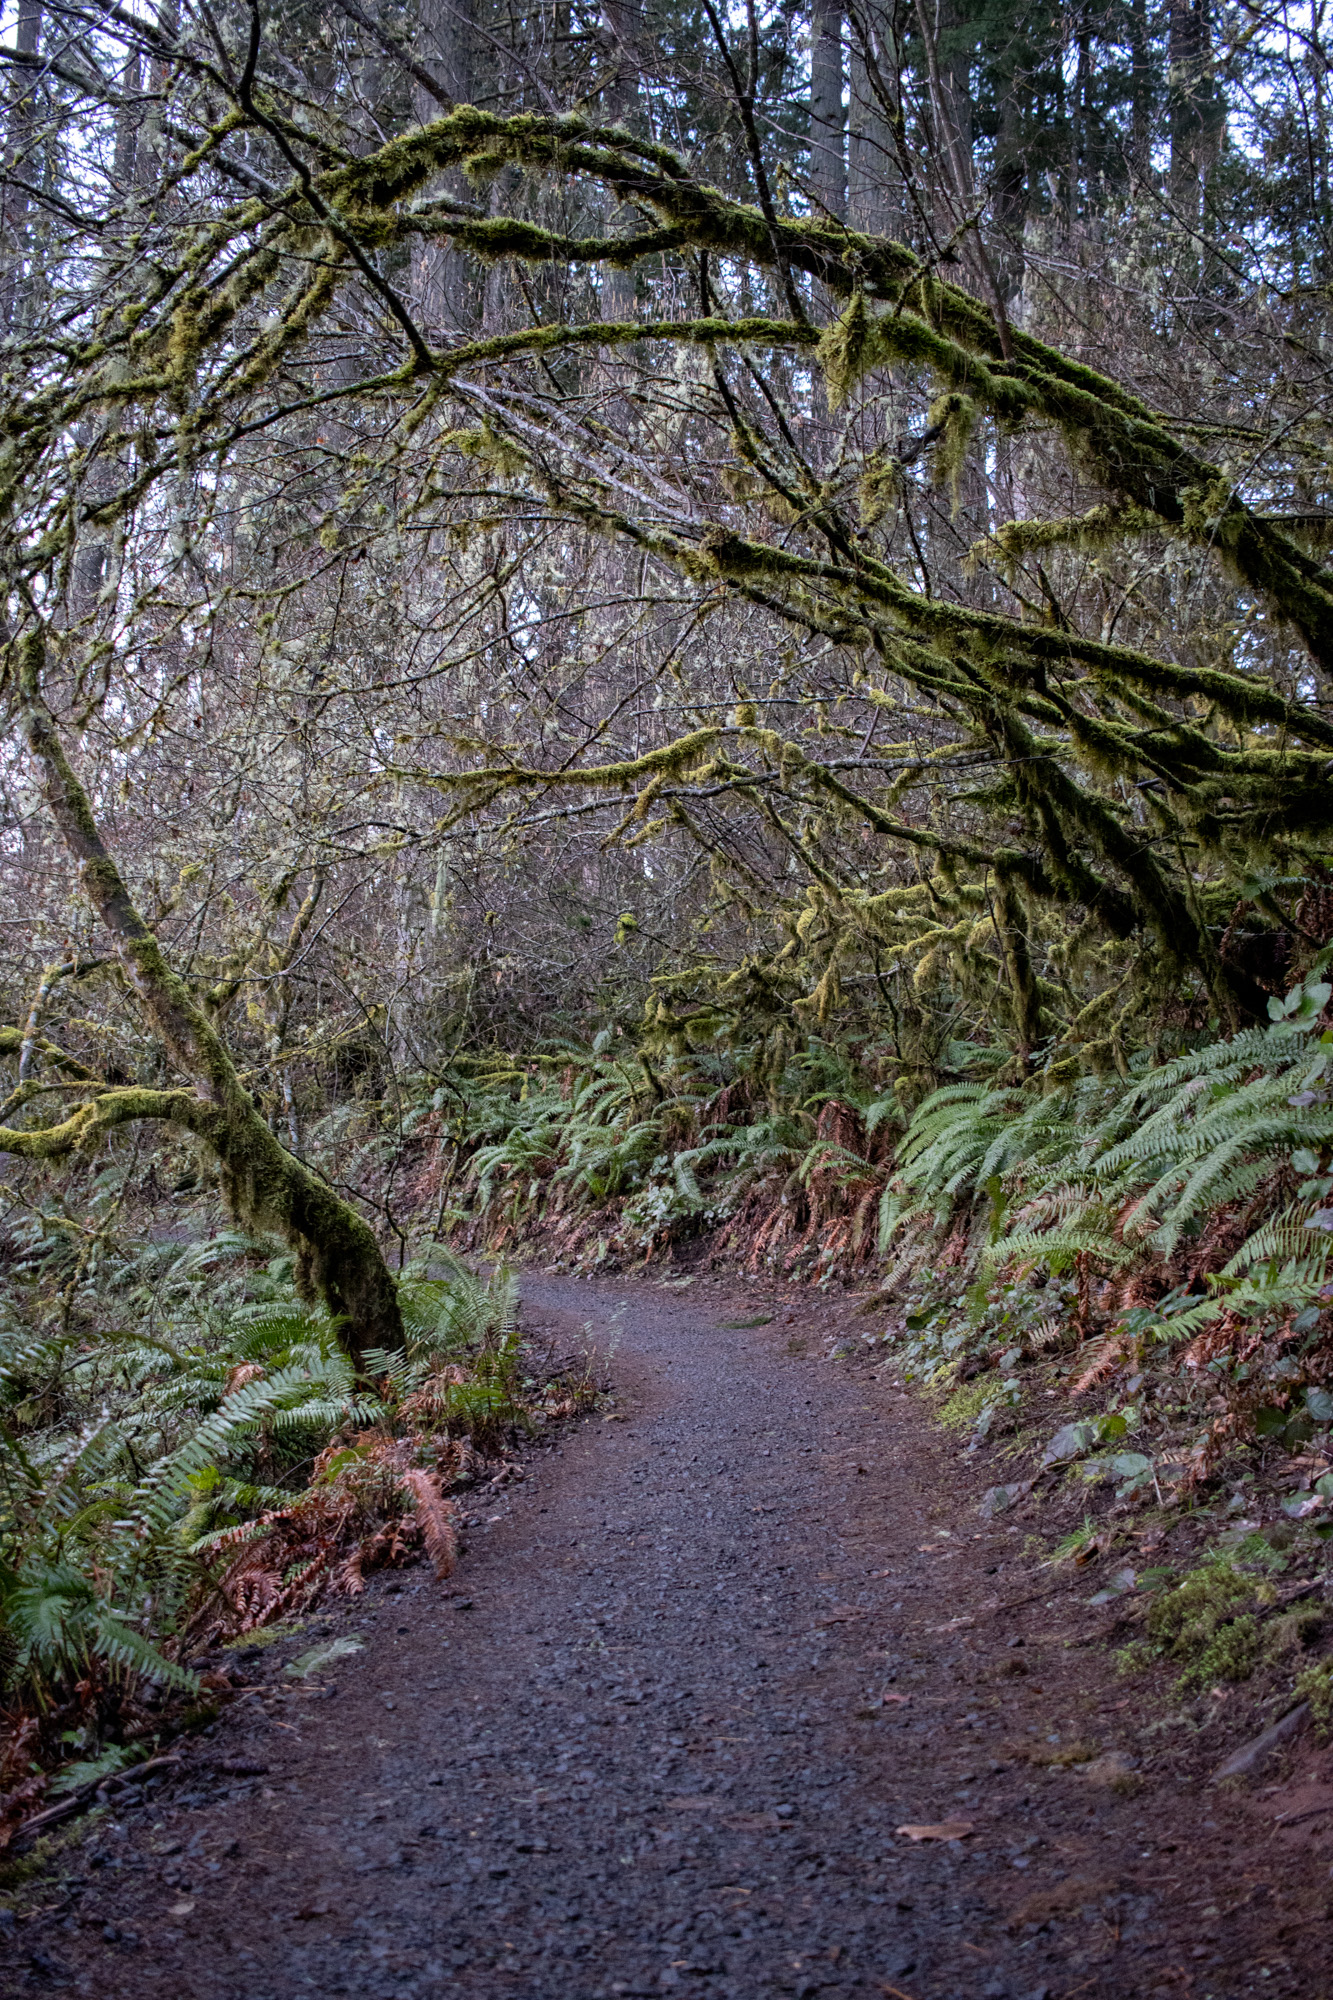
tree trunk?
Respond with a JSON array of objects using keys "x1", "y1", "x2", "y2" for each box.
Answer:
[
  {"x1": 847, "y1": 3, "x2": 898, "y2": 239},
  {"x1": 1168, "y1": 0, "x2": 1222, "y2": 231},
  {"x1": 810, "y1": 0, "x2": 846, "y2": 221},
  {"x1": 136, "y1": 0, "x2": 179, "y2": 198},
  {"x1": 14, "y1": 633, "x2": 403, "y2": 1371},
  {"x1": 600, "y1": 0, "x2": 643, "y2": 318},
  {"x1": 412, "y1": 0, "x2": 475, "y2": 334},
  {"x1": 990, "y1": 56, "x2": 1027, "y2": 308},
  {"x1": 264, "y1": 867, "x2": 326, "y2": 1162},
  {"x1": 0, "y1": 0, "x2": 41, "y2": 334},
  {"x1": 1129, "y1": 0, "x2": 1151, "y2": 179}
]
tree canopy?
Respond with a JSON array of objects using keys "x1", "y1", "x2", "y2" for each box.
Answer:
[{"x1": 2, "y1": 0, "x2": 1332, "y2": 1341}]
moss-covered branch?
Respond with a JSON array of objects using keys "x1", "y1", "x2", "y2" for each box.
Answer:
[
  {"x1": 275, "y1": 106, "x2": 1333, "y2": 672},
  {"x1": 0, "y1": 1024, "x2": 97, "y2": 1083}
]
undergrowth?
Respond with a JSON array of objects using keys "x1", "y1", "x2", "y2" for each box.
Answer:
[
  {"x1": 5, "y1": 937, "x2": 1333, "y2": 1820},
  {"x1": 0, "y1": 1229, "x2": 601, "y2": 1848},
  {"x1": 372, "y1": 953, "x2": 1333, "y2": 1733}
]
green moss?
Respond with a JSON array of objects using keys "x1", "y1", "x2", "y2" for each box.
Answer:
[
  {"x1": 1295, "y1": 1656, "x2": 1333, "y2": 1737},
  {"x1": 1270, "y1": 1607, "x2": 1324, "y2": 1657},
  {"x1": 0, "y1": 1808, "x2": 106, "y2": 1892},
  {"x1": 817, "y1": 289, "x2": 875, "y2": 408},
  {"x1": 1145, "y1": 1557, "x2": 1278, "y2": 1689},
  {"x1": 220, "y1": 1620, "x2": 306, "y2": 1652},
  {"x1": 1196, "y1": 1613, "x2": 1265, "y2": 1685},
  {"x1": 927, "y1": 390, "x2": 979, "y2": 506},
  {"x1": 936, "y1": 1371, "x2": 1002, "y2": 1431},
  {"x1": 988, "y1": 503, "x2": 1158, "y2": 563}
]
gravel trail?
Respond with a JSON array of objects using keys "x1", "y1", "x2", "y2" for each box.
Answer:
[{"x1": 13, "y1": 1275, "x2": 1326, "y2": 2000}]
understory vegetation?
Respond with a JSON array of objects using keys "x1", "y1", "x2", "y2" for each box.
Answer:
[
  {"x1": 4, "y1": 925, "x2": 1332, "y2": 1824},
  {"x1": 401, "y1": 949, "x2": 1333, "y2": 1720},
  {"x1": 0, "y1": 1234, "x2": 603, "y2": 1846}
]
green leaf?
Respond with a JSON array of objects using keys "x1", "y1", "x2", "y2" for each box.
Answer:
[
  {"x1": 1043, "y1": 1420, "x2": 1097, "y2": 1467},
  {"x1": 1105, "y1": 1451, "x2": 1154, "y2": 1496}
]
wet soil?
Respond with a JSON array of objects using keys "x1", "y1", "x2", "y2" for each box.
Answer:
[{"x1": 9, "y1": 1274, "x2": 1333, "y2": 2000}]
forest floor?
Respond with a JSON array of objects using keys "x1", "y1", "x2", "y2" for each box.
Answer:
[{"x1": 7, "y1": 1271, "x2": 1333, "y2": 2000}]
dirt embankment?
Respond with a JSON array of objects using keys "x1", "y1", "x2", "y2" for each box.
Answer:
[{"x1": 6, "y1": 1273, "x2": 1331, "y2": 2000}]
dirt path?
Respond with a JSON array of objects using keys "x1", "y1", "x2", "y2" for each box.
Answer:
[{"x1": 11, "y1": 1276, "x2": 1331, "y2": 1999}]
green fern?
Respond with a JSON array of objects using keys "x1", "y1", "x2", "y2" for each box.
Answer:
[
  {"x1": 886, "y1": 958, "x2": 1333, "y2": 1284},
  {"x1": 0, "y1": 1235, "x2": 530, "y2": 1737}
]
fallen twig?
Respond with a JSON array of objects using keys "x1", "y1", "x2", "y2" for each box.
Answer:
[
  {"x1": 1274, "y1": 1800, "x2": 1333, "y2": 1828},
  {"x1": 11, "y1": 1753, "x2": 184, "y2": 1852}
]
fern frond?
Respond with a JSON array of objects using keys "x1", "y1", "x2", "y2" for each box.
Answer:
[{"x1": 398, "y1": 1469, "x2": 456, "y2": 1579}]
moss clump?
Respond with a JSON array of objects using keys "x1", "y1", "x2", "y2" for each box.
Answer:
[
  {"x1": 1295, "y1": 1656, "x2": 1333, "y2": 1736},
  {"x1": 220, "y1": 1620, "x2": 307, "y2": 1652},
  {"x1": 1031, "y1": 1737, "x2": 1101, "y2": 1768},
  {"x1": 1194, "y1": 1612, "x2": 1265, "y2": 1687},
  {"x1": 936, "y1": 1371, "x2": 1002, "y2": 1431},
  {"x1": 1270, "y1": 1607, "x2": 1324, "y2": 1657},
  {"x1": 0, "y1": 1809, "x2": 104, "y2": 1892},
  {"x1": 1146, "y1": 1557, "x2": 1276, "y2": 1689}
]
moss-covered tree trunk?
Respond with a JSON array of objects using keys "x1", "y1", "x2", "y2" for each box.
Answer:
[{"x1": 12, "y1": 633, "x2": 403, "y2": 1370}]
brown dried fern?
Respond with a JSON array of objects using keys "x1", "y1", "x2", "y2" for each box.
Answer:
[
  {"x1": 398, "y1": 1468, "x2": 457, "y2": 1579},
  {"x1": 1070, "y1": 1334, "x2": 1130, "y2": 1397}
]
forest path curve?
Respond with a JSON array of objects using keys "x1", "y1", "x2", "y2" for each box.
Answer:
[{"x1": 14, "y1": 1274, "x2": 1324, "y2": 2000}]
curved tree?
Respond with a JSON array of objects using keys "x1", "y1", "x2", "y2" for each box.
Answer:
[{"x1": 1, "y1": 2, "x2": 1331, "y2": 1267}]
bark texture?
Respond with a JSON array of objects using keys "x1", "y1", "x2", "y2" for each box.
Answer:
[{"x1": 10, "y1": 632, "x2": 404, "y2": 1369}]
